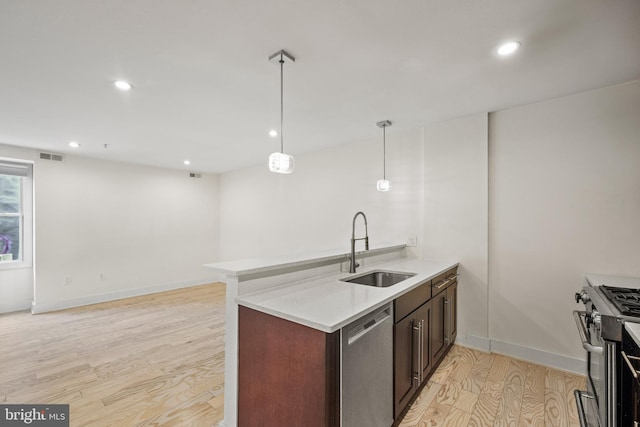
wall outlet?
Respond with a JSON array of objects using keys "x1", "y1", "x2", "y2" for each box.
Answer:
[
  {"x1": 64, "y1": 275, "x2": 72, "y2": 286},
  {"x1": 99, "y1": 272, "x2": 105, "y2": 281},
  {"x1": 407, "y1": 236, "x2": 418, "y2": 247}
]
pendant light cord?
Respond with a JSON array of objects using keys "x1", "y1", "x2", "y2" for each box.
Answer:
[
  {"x1": 280, "y1": 54, "x2": 284, "y2": 154},
  {"x1": 383, "y1": 125, "x2": 386, "y2": 179}
]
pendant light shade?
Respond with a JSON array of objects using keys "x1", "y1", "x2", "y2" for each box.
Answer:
[
  {"x1": 376, "y1": 120, "x2": 392, "y2": 192},
  {"x1": 269, "y1": 152, "x2": 294, "y2": 174},
  {"x1": 268, "y1": 50, "x2": 295, "y2": 174},
  {"x1": 376, "y1": 178, "x2": 390, "y2": 192}
]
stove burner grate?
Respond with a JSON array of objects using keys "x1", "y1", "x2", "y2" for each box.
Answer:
[{"x1": 601, "y1": 285, "x2": 640, "y2": 317}]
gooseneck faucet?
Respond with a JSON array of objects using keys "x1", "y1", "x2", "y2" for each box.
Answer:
[{"x1": 350, "y1": 211, "x2": 369, "y2": 273}]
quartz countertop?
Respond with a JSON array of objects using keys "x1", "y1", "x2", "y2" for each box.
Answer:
[
  {"x1": 586, "y1": 273, "x2": 640, "y2": 289},
  {"x1": 236, "y1": 258, "x2": 459, "y2": 333},
  {"x1": 204, "y1": 243, "x2": 406, "y2": 277}
]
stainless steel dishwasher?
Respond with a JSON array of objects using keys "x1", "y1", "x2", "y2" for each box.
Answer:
[{"x1": 341, "y1": 303, "x2": 393, "y2": 427}]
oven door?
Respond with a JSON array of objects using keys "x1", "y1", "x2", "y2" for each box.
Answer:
[
  {"x1": 622, "y1": 327, "x2": 640, "y2": 426},
  {"x1": 574, "y1": 310, "x2": 606, "y2": 427}
]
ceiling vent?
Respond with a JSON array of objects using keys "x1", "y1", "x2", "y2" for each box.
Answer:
[
  {"x1": 39, "y1": 152, "x2": 64, "y2": 162},
  {"x1": 189, "y1": 172, "x2": 202, "y2": 178}
]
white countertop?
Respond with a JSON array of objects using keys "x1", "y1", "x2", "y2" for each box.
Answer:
[
  {"x1": 205, "y1": 243, "x2": 406, "y2": 277},
  {"x1": 586, "y1": 273, "x2": 640, "y2": 288},
  {"x1": 236, "y1": 258, "x2": 459, "y2": 333}
]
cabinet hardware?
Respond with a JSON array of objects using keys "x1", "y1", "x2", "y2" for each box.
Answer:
[
  {"x1": 445, "y1": 298, "x2": 450, "y2": 344},
  {"x1": 434, "y1": 279, "x2": 450, "y2": 289},
  {"x1": 419, "y1": 319, "x2": 424, "y2": 383},
  {"x1": 413, "y1": 321, "x2": 420, "y2": 387}
]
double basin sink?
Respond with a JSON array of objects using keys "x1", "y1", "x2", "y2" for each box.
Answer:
[{"x1": 341, "y1": 270, "x2": 416, "y2": 288}]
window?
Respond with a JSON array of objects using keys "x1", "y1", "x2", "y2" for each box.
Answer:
[{"x1": 0, "y1": 161, "x2": 32, "y2": 264}]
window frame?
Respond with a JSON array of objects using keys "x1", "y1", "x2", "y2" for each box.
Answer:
[{"x1": 0, "y1": 158, "x2": 33, "y2": 270}]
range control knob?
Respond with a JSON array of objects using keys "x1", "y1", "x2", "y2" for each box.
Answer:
[
  {"x1": 592, "y1": 311, "x2": 601, "y2": 327},
  {"x1": 586, "y1": 310, "x2": 600, "y2": 329},
  {"x1": 575, "y1": 291, "x2": 591, "y2": 304}
]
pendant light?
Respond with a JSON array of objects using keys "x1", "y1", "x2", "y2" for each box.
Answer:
[
  {"x1": 376, "y1": 120, "x2": 392, "y2": 191},
  {"x1": 268, "y1": 50, "x2": 295, "y2": 174}
]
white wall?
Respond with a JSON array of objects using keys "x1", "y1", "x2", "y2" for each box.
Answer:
[
  {"x1": 489, "y1": 80, "x2": 640, "y2": 363},
  {"x1": 0, "y1": 144, "x2": 36, "y2": 313},
  {"x1": 0, "y1": 144, "x2": 221, "y2": 313},
  {"x1": 219, "y1": 128, "x2": 424, "y2": 260},
  {"x1": 32, "y1": 155, "x2": 220, "y2": 312},
  {"x1": 423, "y1": 113, "x2": 489, "y2": 351}
]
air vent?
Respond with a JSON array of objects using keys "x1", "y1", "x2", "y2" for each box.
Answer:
[
  {"x1": 39, "y1": 152, "x2": 64, "y2": 162},
  {"x1": 189, "y1": 172, "x2": 202, "y2": 178}
]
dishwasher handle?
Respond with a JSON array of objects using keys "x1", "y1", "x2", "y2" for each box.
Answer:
[{"x1": 346, "y1": 306, "x2": 391, "y2": 345}]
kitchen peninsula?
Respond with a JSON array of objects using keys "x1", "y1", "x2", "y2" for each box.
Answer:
[{"x1": 205, "y1": 244, "x2": 459, "y2": 427}]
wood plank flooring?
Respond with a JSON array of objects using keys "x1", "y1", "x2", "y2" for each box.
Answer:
[
  {"x1": 1, "y1": 283, "x2": 585, "y2": 426},
  {"x1": 0, "y1": 283, "x2": 226, "y2": 426},
  {"x1": 398, "y1": 345, "x2": 586, "y2": 427}
]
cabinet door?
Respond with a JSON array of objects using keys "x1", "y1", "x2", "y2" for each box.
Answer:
[
  {"x1": 431, "y1": 290, "x2": 447, "y2": 364},
  {"x1": 416, "y1": 301, "x2": 432, "y2": 381},
  {"x1": 447, "y1": 281, "x2": 457, "y2": 346},
  {"x1": 394, "y1": 314, "x2": 417, "y2": 418},
  {"x1": 238, "y1": 306, "x2": 339, "y2": 427}
]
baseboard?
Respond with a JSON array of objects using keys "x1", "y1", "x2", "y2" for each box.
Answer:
[
  {"x1": 455, "y1": 335, "x2": 491, "y2": 352},
  {"x1": 0, "y1": 300, "x2": 32, "y2": 314},
  {"x1": 490, "y1": 339, "x2": 586, "y2": 375},
  {"x1": 31, "y1": 277, "x2": 220, "y2": 314},
  {"x1": 455, "y1": 335, "x2": 586, "y2": 375}
]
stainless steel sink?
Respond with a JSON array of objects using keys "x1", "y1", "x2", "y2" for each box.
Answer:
[{"x1": 341, "y1": 270, "x2": 416, "y2": 287}]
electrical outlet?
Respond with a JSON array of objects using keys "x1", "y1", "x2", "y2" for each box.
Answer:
[
  {"x1": 407, "y1": 236, "x2": 418, "y2": 247},
  {"x1": 65, "y1": 275, "x2": 72, "y2": 286},
  {"x1": 99, "y1": 273, "x2": 105, "y2": 281}
]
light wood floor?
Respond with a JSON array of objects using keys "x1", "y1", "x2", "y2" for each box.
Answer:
[
  {"x1": 0, "y1": 283, "x2": 226, "y2": 426},
  {"x1": 1, "y1": 283, "x2": 585, "y2": 426},
  {"x1": 399, "y1": 345, "x2": 586, "y2": 427}
]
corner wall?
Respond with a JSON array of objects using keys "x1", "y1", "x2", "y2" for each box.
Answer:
[
  {"x1": 32, "y1": 155, "x2": 220, "y2": 312},
  {"x1": 0, "y1": 144, "x2": 221, "y2": 313},
  {"x1": 489, "y1": 80, "x2": 640, "y2": 366},
  {"x1": 422, "y1": 113, "x2": 489, "y2": 351}
]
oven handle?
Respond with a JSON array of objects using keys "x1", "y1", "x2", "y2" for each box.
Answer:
[{"x1": 573, "y1": 310, "x2": 603, "y2": 355}]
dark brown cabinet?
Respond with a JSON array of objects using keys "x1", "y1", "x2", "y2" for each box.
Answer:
[
  {"x1": 393, "y1": 301, "x2": 431, "y2": 418},
  {"x1": 238, "y1": 306, "x2": 339, "y2": 427},
  {"x1": 431, "y1": 288, "x2": 448, "y2": 364},
  {"x1": 447, "y1": 280, "x2": 457, "y2": 345},
  {"x1": 394, "y1": 266, "x2": 458, "y2": 422},
  {"x1": 393, "y1": 280, "x2": 433, "y2": 419},
  {"x1": 431, "y1": 269, "x2": 458, "y2": 365}
]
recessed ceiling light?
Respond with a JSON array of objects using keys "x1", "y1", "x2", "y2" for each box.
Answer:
[
  {"x1": 113, "y1": 80, "x2": 133, "y2": 91},
  {"x1": 497, "y1": 41, "x2": 521, "y2": 56},
  {"x1": 268, "y1": 130, "x2": 278, "y2": 137},
  {"x1": 183, "y1": 160, "x2": 191, "y2": 165},
  {"x1": 68, "y1": 141, "x2": 80, "y2": 148}
]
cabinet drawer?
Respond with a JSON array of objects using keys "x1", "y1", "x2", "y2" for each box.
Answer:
[
  {"x1": 431, "y1": 266, "x2": 458, "y2": 296},
  {"x1": 395, "y1": 280, "x2": 431, "y2": 322}
]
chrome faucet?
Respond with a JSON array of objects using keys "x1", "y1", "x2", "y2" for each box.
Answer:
[{"x1": 349, "y1": 211, "x2": 369, "y2": 273}]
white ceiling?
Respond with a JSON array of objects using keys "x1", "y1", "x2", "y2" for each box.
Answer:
[{"x1": 1, "y1": 0, "x2": 639, "y2": 174}]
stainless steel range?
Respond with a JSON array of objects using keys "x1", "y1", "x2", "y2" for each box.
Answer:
[{"x1": 574, "y1": 274, "x2": 640, "y2": 427}]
